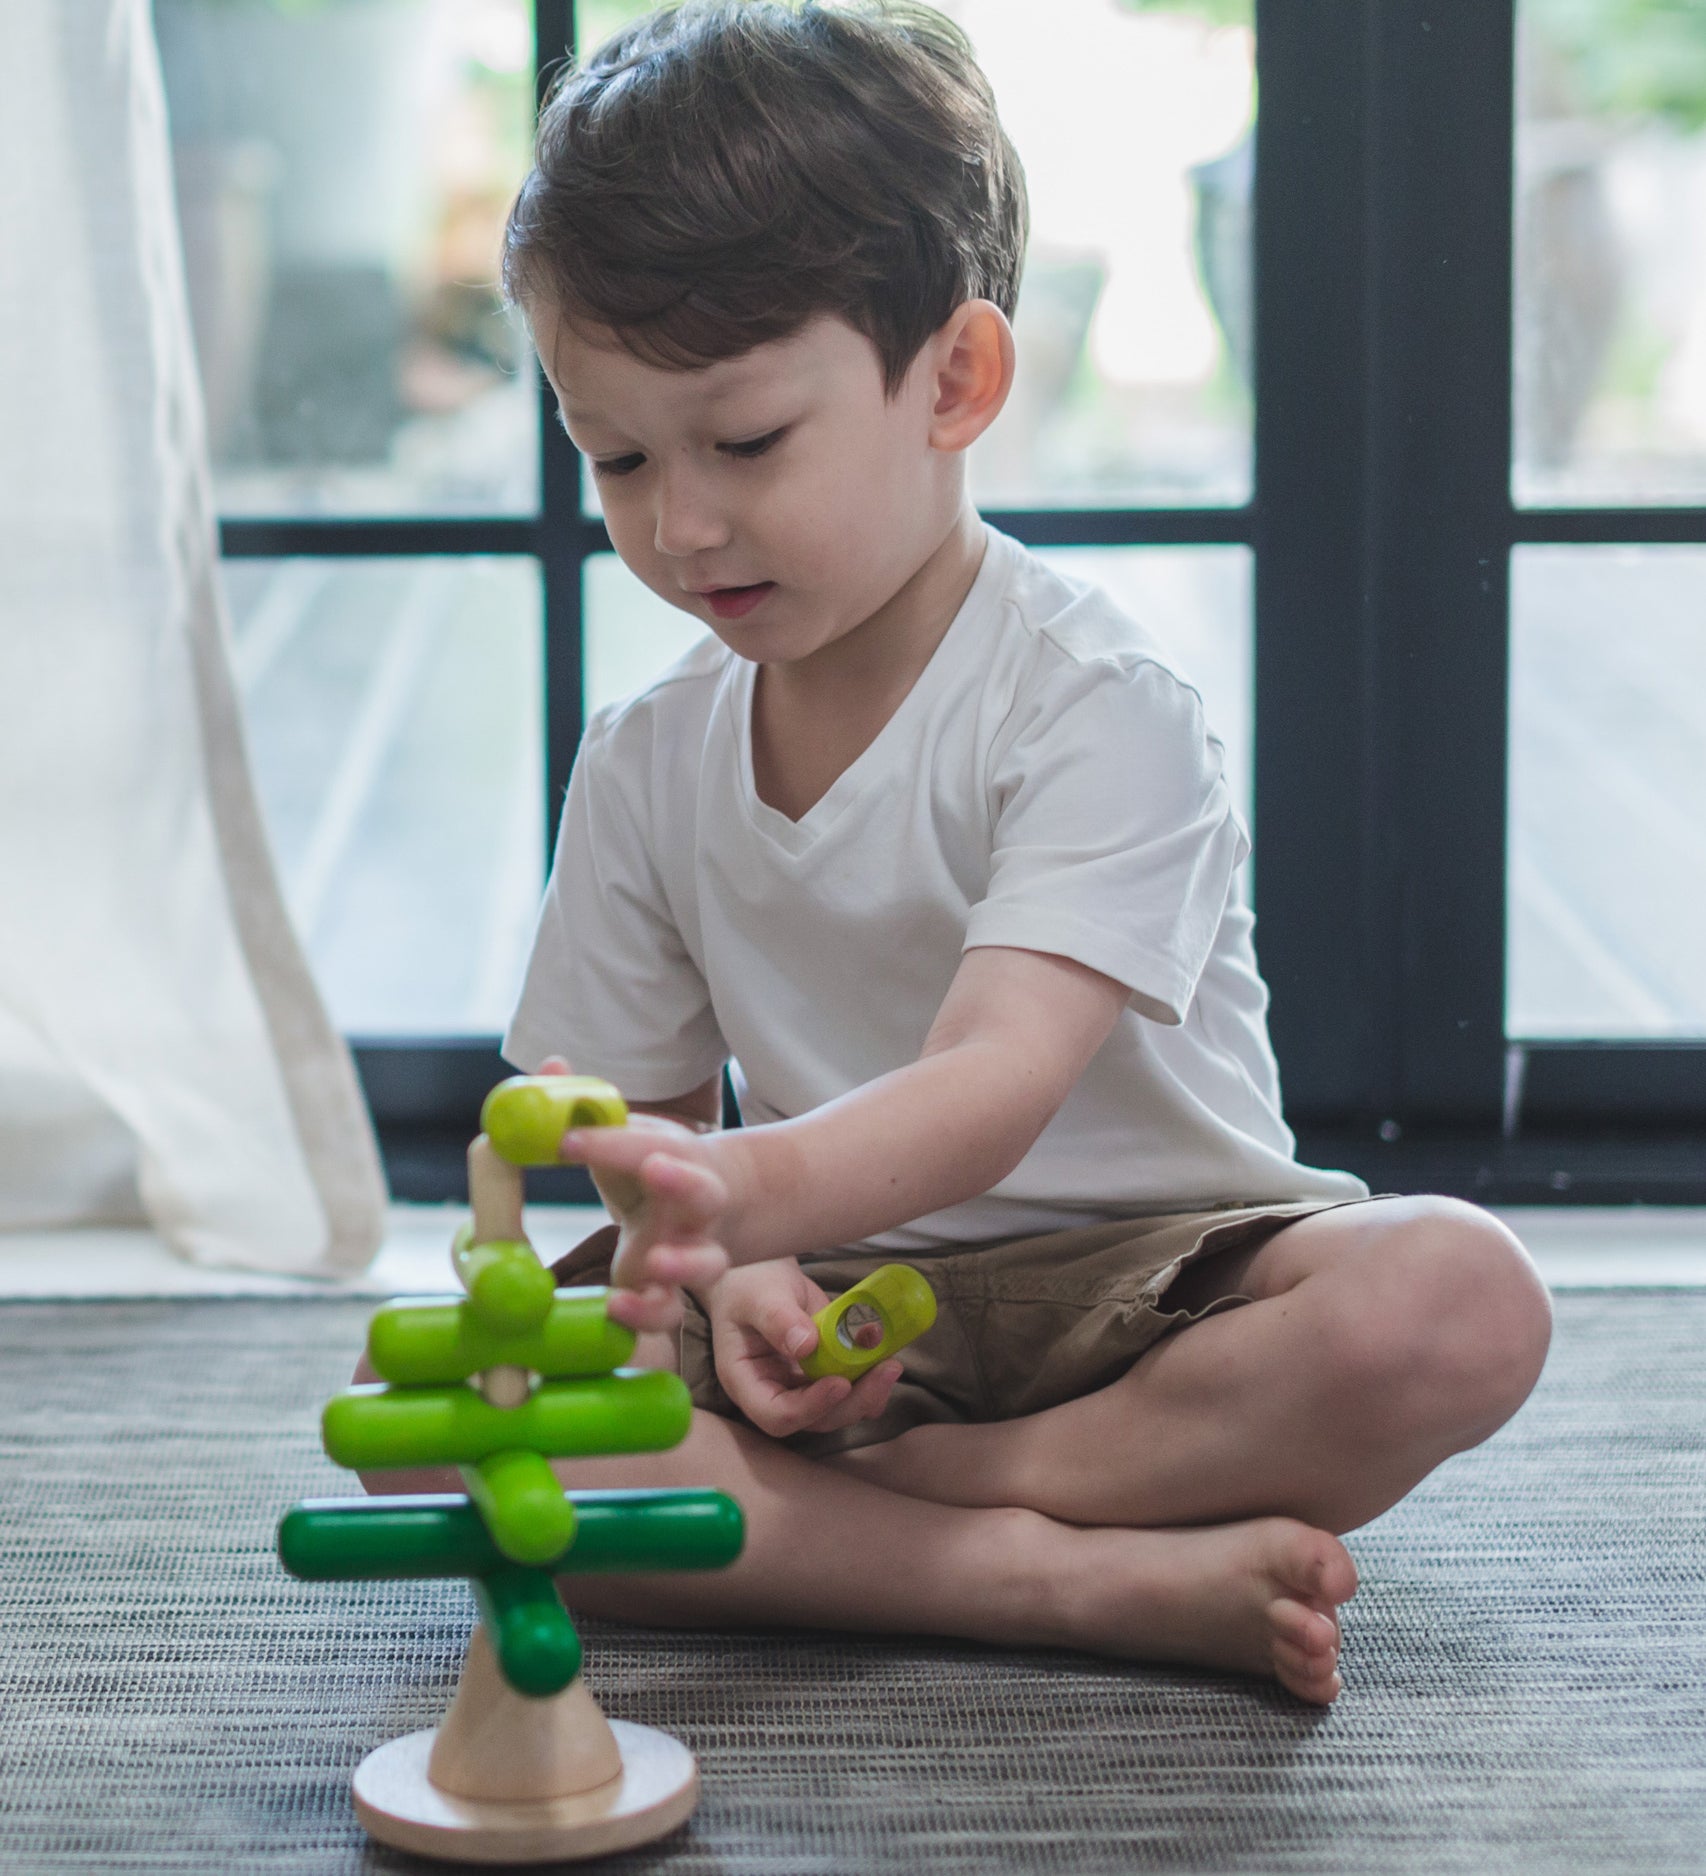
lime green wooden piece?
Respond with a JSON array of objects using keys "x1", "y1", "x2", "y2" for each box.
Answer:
[
  {"x1": 461, "y1": 1450, "x2": 577, "y2": 1566},
  {"x1": 367, "y1": 1288, "x2": 635, "y2": 1386},
  {"x1": 278, "y1": 1489, "x2": 745, "y2": 1580},
  {"x1": 323, "y1": 1370, "x2": 693, "y2": 1471},
  {"x1": 449, "y1": 1226, "x2": 555, "y2": 1336},
  {"x1": 799, "y1": 1262, "x2": 938, "y2": 1383},
  {"x1": 481, "y1": 1074, "x2": 629, "y2": 1167},
  {"x1": 473, "y1": 1565, "x2": 582, "y2": 1697}
]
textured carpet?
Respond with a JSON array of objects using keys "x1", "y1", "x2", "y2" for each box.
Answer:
[{"x1": 1, "y1": 1293, "x2": 1702, "y2": 1875}]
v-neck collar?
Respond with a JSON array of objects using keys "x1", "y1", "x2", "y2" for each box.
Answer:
[{"x1": 728, "y1": 524, "x2": 1010, "y2": 856}]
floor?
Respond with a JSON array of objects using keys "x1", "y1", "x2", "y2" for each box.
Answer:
[
  {"x1": 4, "y1": 1279, "x2": 1704, "y2": 1872},
  {"x1": 0, "y1": 1204, "x2": 1701, "y2": 1299}
]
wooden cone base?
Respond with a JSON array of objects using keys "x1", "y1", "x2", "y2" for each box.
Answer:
[
  {"x1": 350, "y1": 1628, "x2": 699, "y2": 1864},
  {"x1": 351, "y1": 1720, "x2": 698, "y2": 1864}
]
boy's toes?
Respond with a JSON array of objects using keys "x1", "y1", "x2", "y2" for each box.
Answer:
[
  {"x1": 1270, "y1": 1595, "x2": 1337, "y2": 1660},
  {"x1": 1272, "y1": 1636, "x2": 1343, "y2": 1704},
  {"x1": 1273, "y1": 1523, "x2": 1358, "y2": 1614},
  {"x1": 1269, "y1": 1586, "x2": 1343, "y2": 1704},
  {"x1": 1306, "y1": 1533, "x2": 1359, "y2": 1606}
]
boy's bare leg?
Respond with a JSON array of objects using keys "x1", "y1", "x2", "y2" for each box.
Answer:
[
  {"x1": 829, "y1": 1197, "x2": 1553, "y2": 1535},
  {"x1": 362, "y1": 1411, "x2": 1358, "y2": 1705},
  {"x1": 351, "y1": 1201, "x2": 1545, "y2": 1706}
]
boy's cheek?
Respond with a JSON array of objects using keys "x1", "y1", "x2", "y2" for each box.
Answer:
[{"x1": 616, "y1": 543, "x2": 720, "y2": 617}]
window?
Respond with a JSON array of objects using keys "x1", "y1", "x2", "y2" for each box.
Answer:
[{"x1": 166, "y1": 0, "x2": 1706, "y2": 1199}]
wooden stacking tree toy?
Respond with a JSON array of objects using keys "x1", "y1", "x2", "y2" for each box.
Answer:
[{"x1": 278, "y1": 1075, "x2": 744, "y2": 1865}]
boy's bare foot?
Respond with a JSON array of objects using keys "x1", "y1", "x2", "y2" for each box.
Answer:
[
  {"x1": 1036, "y1": 1514, "x2": 1357, "y2": 1705},
  {"x1": 833, "y1": 1438, "x2": 1355, "y2": 1700}
]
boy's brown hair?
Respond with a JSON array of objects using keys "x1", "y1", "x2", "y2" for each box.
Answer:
[{"x1": 502, "y1": 0, "x2": 1028, "y2": 396}]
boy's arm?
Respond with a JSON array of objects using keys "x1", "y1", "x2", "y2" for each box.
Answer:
[{"x1": 567, "y1": 943, "x2": 1131, "y2": 1272}]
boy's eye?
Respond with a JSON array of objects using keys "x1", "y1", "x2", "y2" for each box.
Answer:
[
  {"x1": 578, "y1": 429, "x2": 776, "y2": 476},
  {"x1": 722, "y1": 428, "x2": 786, "y2": 460}
]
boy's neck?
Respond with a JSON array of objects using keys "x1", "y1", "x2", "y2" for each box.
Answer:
[
  {"x1": 762, "y1": 502, "x2": 987, "y2": 710},
  {"x1": 750, "y1": 505, "x2": 988, "y2": 822}
]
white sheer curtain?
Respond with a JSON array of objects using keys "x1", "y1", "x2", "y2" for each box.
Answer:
[{"x1": 0, "y1": 0, "x2": 387, "y2": 1273}]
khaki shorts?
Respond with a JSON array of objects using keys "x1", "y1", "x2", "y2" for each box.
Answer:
[{"x1": 548, "y1": 1197, "x2": 1382, "y2": 1458}]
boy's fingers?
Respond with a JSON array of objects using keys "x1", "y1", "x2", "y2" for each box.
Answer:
[
  {"x1": 610, "y1": 1277, "x2": 672, "y2": 1324},
  {"x1": 612, "y1": 1240, "x2": 727, "y2": 1291},
  {"x1": 565, "y1": 1126, "x2": 703, "y2": 1174},
  {"x1": 625, "y1": 1112, "x2": 705, "y2": 1139},
  {"x1": 624, "y1": 1242, "x2": 697, "y2": 1281},
  {"x1": 655, "y1": 1244, "x2": 730, "y2": 1291},
  {"x1": 754, "y1": 1300, "x2": 819, "y2": 1362},
  {"x1": 588, "y1": 1165, "x2": 646, "y2": 1223},
  {"x1": 640, "y1": 1151, "x2": 728, "y2": 1223},
  {"x1": 539, "y1": 1055, "x2": 572, "y2": 1075},
  {"x1": 569, "y1": 1136, "x2": 727, "y2": 1226},
  {"x1": 829, "y1": 1359, "x2": 904, "y2": 1428},
  {"x1": 606, "y1": 1284, "x2": 684, "y2": 1334},
  {"x1": 745, "y1": 1373, "x2": 851, "y2": 1437},
  {"x1": 806, "y1": 1379, "x2": 898, "y2": 1434}
]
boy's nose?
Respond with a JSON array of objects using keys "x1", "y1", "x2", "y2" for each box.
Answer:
[{"x1": 652, "y1": 466, "x2": 731, "y2": 558}]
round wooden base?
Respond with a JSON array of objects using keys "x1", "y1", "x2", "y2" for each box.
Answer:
[{"x1": 351, "y1": 1720, "x2": 699, "y2": 1865}]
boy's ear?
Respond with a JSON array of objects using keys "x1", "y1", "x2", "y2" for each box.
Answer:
[{"x1": 926, "y1": 300, "x2": 1016, "y2": 453}]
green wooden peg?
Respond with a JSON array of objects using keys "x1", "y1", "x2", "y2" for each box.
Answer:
[
  {"x1": 799, "y1": 1262, "x2": 938, "y2": 1383},
  {"x1": 462, "y1": 1450, "x2": 577, "y2": 1566},
  {"x1": 278, "y1": 1490, "x2": 745, "y2": 1581},
  {"x1": 323, "y1": 1370, "x2": 693, "y2": 1471},
  {"x1": 449, "y1": 1227, "x2": 555, "y2": 1336},
  {"x1": 481, "y1": 1074, "x2": 629, "y2": 1167},
  {"x1": 280, "y1": 1497, "x2": 499, "y2": 1579},
  {"x1": 367, "y1": 1288, "x2": 635, "y2": 1387},
  {"x1": 473, "y1": 1566, "x2": 582, "y2": 1697}
]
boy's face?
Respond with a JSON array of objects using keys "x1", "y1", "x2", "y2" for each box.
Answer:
[{"x1": 531, "y1": 302, "x2": 963, "y2": 670}]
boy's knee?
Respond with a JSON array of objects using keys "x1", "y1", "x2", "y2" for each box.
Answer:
[
  {"x1": 1412, "y1": 1200, "x2": 1551, "y2": 1388},
  {"x1": 1324, "y1": 1199, "x2": 1552, "y2": 1434}
]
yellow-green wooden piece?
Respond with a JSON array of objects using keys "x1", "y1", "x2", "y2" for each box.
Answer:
[
  {"x1": 799, "y1": 1263, "x2": 938, "y2": 1382},
  {"x1": 481, "y1": 1074, "x2": 628, "y2": 1166},
  {"x1": 367, "y1": 1288, "x2": 635, "y2": 1386},
  {"x1": 462, "y1": 1449, "x2": 577, "y2": 1565}
]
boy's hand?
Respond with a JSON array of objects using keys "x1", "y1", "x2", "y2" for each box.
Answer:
[
  {"x1": 539, "y1": 1055, "x2": 730, "y2": 1334},
  {"x1": 707, "y1": 1259, "x2": 903, "y2": 1440}
]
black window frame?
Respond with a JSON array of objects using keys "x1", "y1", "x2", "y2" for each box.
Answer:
[{"x1": 217, "y1": 0, "x2": 1706, "y2": 1203}]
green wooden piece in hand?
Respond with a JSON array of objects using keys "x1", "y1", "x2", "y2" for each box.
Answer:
[
  {"x1": 481, "y1": 1074, "x2": 628, "y2": 1167},
  {"x1": 278, "y1": 1490, "x2": 745, "y2": 1580},
  {"x1": 800, "y1": 1263, "x2": 938, "y2": 1382},
  {"x1": 367, "y1": 1289, "x2": 635, "y2": 1386}
]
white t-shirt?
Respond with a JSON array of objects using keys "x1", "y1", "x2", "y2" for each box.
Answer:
[{"x1": 505, "y1": 523, "x2": 1367, "y2": 1249}]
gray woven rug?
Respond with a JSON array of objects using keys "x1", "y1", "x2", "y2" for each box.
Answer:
[{"x1": 1, "y1": 1293, "x2": 1702, "y2": 1875}]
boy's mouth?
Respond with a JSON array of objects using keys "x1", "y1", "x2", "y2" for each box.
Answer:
[{"x1": 703, "y1": 582, "x2": 775, "y2": 620}]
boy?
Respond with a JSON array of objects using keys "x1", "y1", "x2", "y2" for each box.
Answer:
[{"x1": 414, "y1": 0, "x2": 1555, "y2": 1705}]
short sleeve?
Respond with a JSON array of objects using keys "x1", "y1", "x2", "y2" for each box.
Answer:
[
  {"x1": 502, "y1": 715, "x2": 728, "y2": 1098},
  {"x1": 962, "y1": 655, "x2": 1248, "y2": 1026}
]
